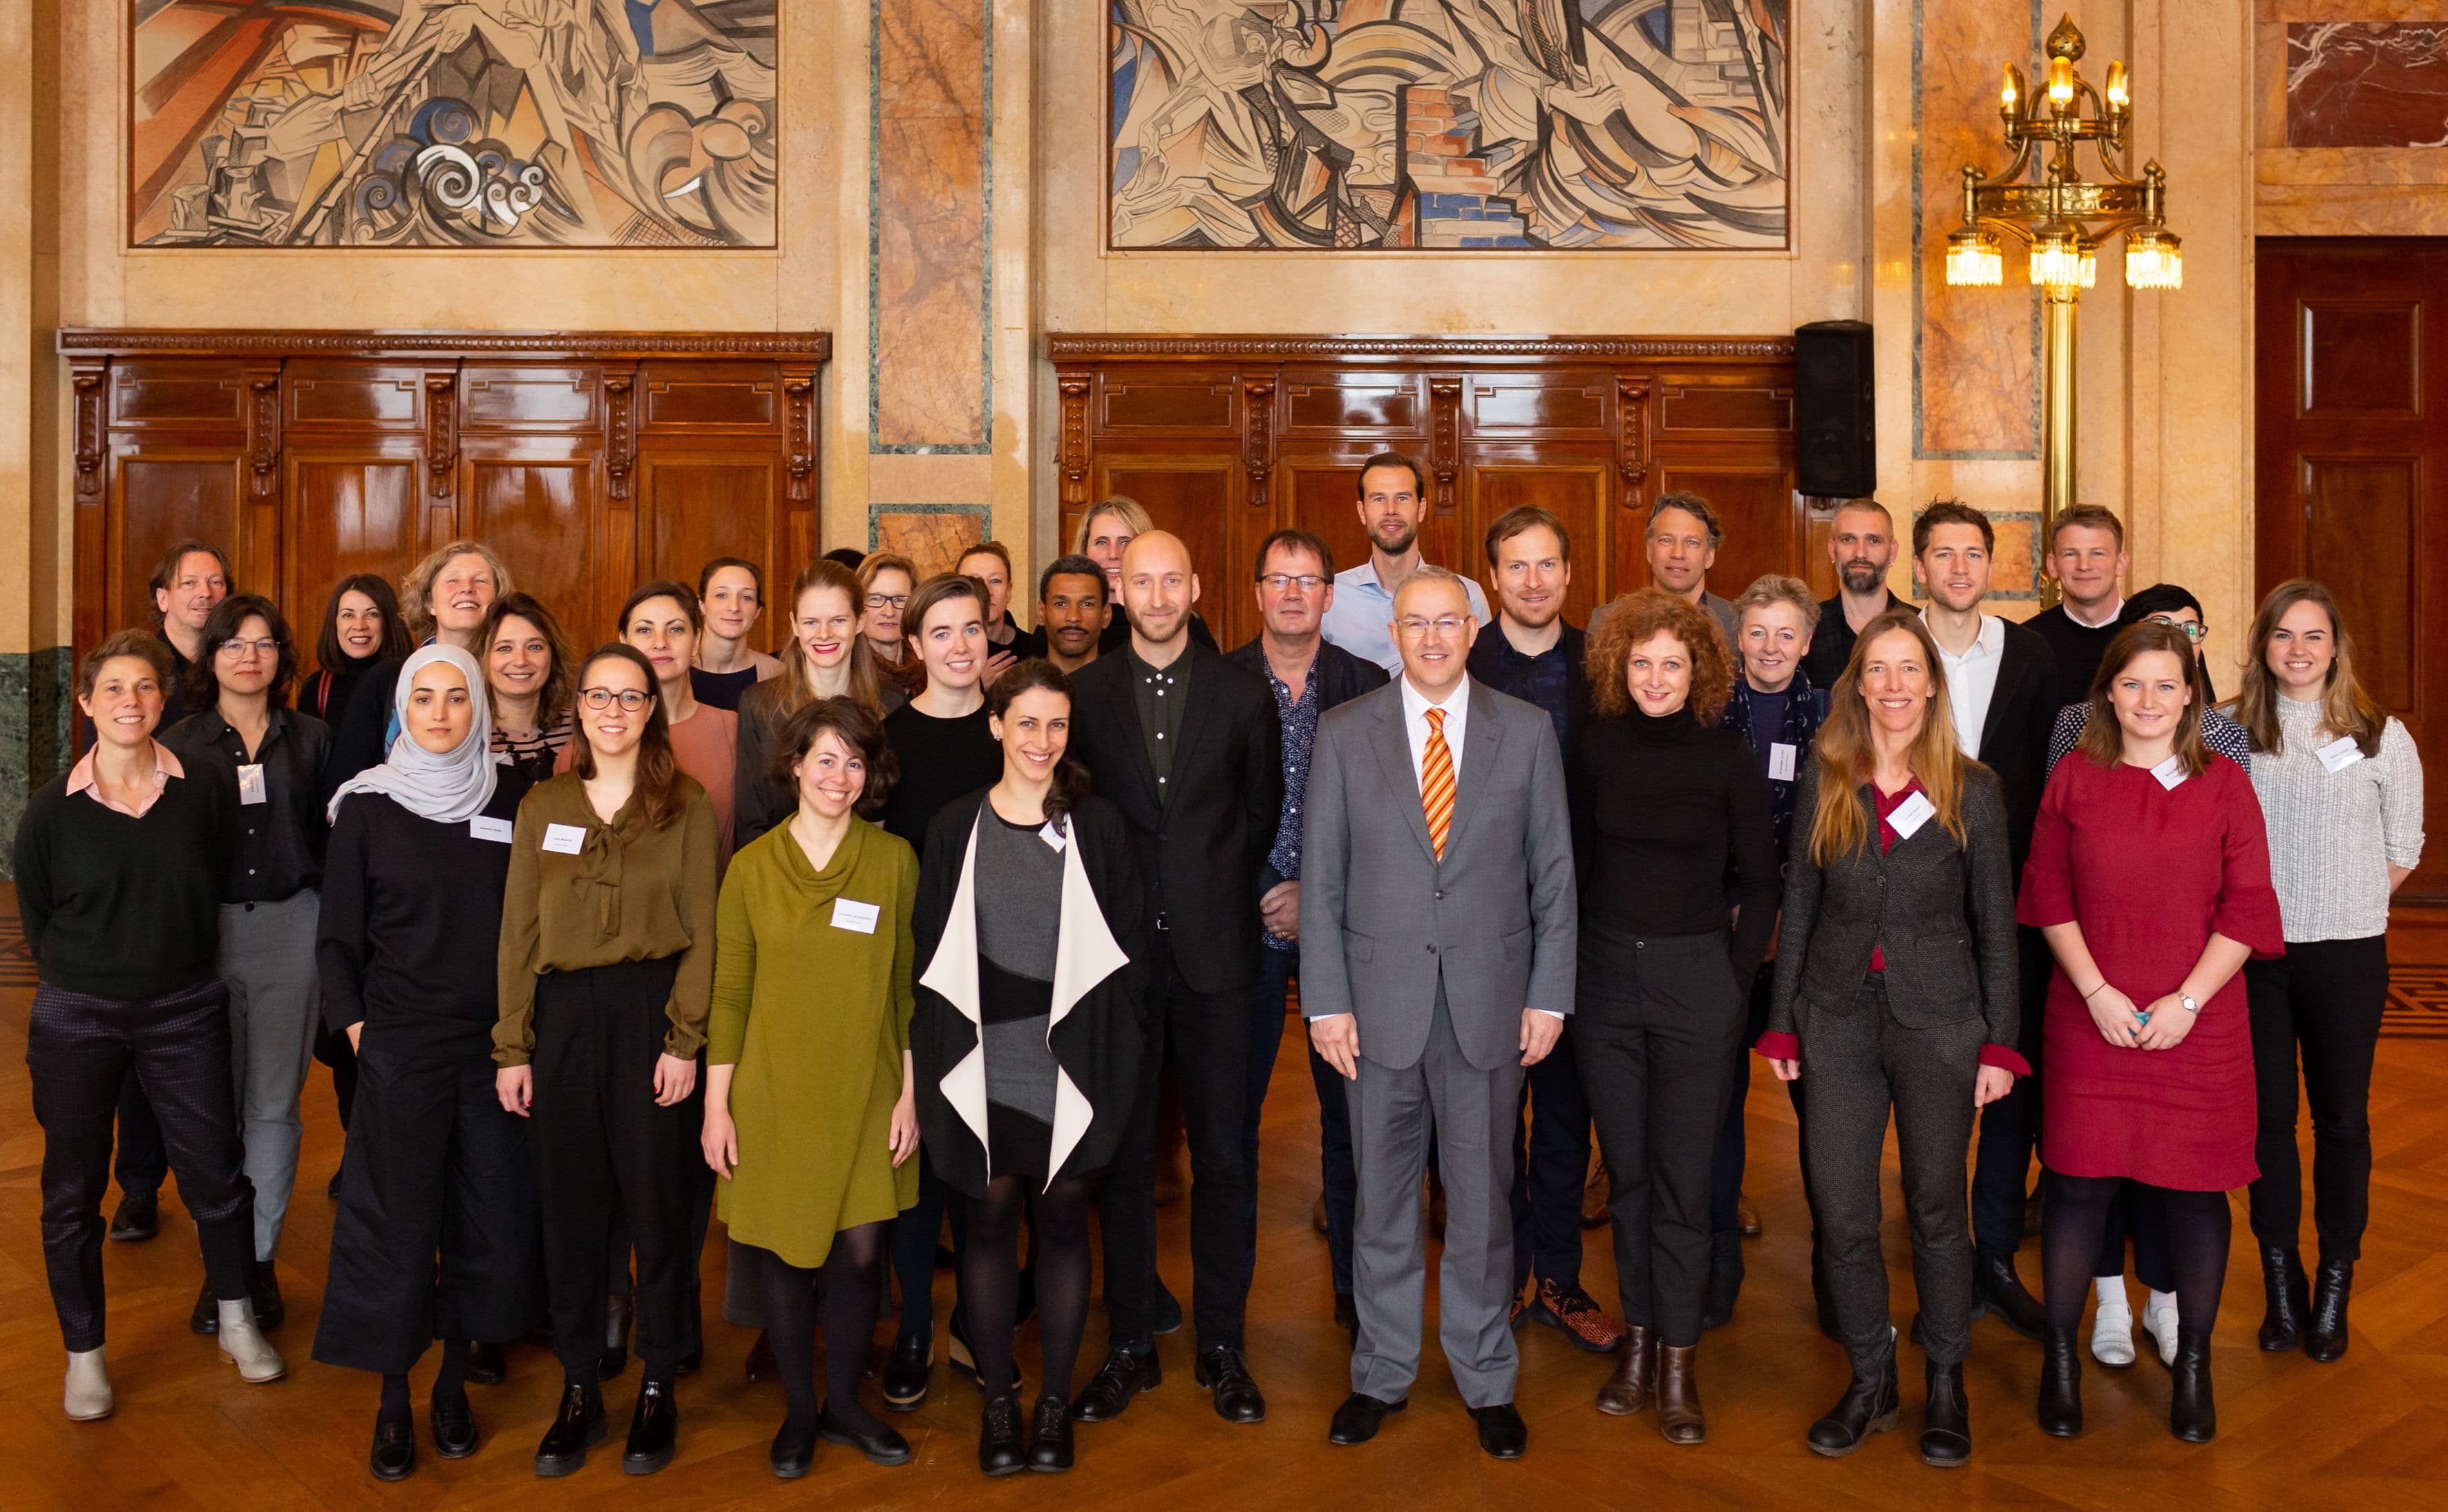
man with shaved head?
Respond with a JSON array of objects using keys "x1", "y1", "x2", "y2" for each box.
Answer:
[{"x1": 1063, "y1": 530, "x2": 1284, "y2": 1428}]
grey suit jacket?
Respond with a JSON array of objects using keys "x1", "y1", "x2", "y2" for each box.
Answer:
[{"x1": 1298, "y1": 677, "x2": 1579, "y2": 1073}]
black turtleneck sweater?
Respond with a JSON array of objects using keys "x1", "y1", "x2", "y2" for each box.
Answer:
[{"x1": 1571, "y1": 704, "x2": 1781, "y2": 982}]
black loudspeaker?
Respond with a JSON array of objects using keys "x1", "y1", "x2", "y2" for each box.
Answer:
[{"x1": 1794, "y1": 320, "x2": 1877, "y2": 498}]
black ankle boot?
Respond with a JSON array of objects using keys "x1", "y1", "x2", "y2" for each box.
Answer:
[
  {"x1": 2305, "y1": 1258, "x2": 2353, "y2": 1363},
  {"x1": 1805, "y1": 1354, "x2": 1899, "y2": 1457},
  {"x1": 2036, "y1": 1326, "x2": 2082, "y2": 1437},
  {"x1": 2257, "y1": 1245, "x2": 2309, "y2": 1352},
  {"x1": 2170, "y1": 1330, "x2": 2216, "y2": 1442},
  {"x1": 1921, "y1": 1359, "x2": 1971, "y2": 1468}
]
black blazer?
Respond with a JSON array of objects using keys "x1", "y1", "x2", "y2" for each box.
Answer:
[
  {"x1": 1974, "y1": 620, "x2": 2058, "y2": 877},
  {"x1": 1462, "y1": 621, "x2": 1590, "y2": 756},
  {"x1": 1067, "y1": 639, "x2": 1282, "y2": 993},
  {"x1": 1767, "y1": 760, "x2": 2020, "y2": 1048}
]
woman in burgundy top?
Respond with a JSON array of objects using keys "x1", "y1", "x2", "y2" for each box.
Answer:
[{"x1": 2018, "y1": 621, "x2": 2284, "y2": 1444}]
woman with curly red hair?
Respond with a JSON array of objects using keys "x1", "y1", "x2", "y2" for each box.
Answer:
[{"x1": 1571, "y1": 588, "x2": 1777, "y2": 1445}]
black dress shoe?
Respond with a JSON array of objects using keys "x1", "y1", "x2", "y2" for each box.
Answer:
[
  {"x1": 533, "y1": 1383, "x2": 607, "y2": 1477},
  {"x1": 1806, "y1": 1355, "x2": 1899, "y2": 1457},
  {"x1": 1070, "y1": 1345, "x2": 1159, "y2": 1422},
  {"x1": 600, "y1": 1294, "x2": 633, "y2": 1380},
  {"x1": 621, "y1": 1379, "x2": 677, "y2": 1475},
  {"x1": 1973, "y1": 1252, "x2": 2047, "y2": 1341},
  {"x1": 1921, "y1": 1359, "x2": 1971, "y2": 1467},
  {"x1": 1194, "y1": 1343, "x2": 1266, "y2": 1423},
  {"x1": 770, "y1": 1416, "x2": 817, "y2": 1480},
  {"x1": 2257, "y1": 1245, "x2": 2309, "y2": 1352},
  {"x1": 2036, "y1": 1326, "x2": 2082, "y2": 1437},
  {"x1": 1472, "y1": 1402, "x2": 1528, "y2": 1459},
  {"x1": 2306, "y1": 1258, "x2": 2353, "y2": 1363},
  {"x1": 1027, "y1": 1393, "x2": 1074, "y2": 1472},
  {"x1": 249, "y1": 1263, "x2": 285, "y2": 1332},
  {"x1": 880, "y1": 1326, "x2": 928, "y2": 1407},
  {"x1": 190, "y1": 1279, "x2": 220, "y2": 1336},
  {"x1": 1334, "y1": 1292, "x2": 1358, "y2": 1344},
  {"x1": 464, "y1": 1340, "x2": 508, "y2": 1387},
  {"x1": 1328, "y1": 1391, "x2": 1405, "y2": 1445},
  {"x1": 108, "y1": 1189, "x2": 158, "y2": 1243},
  {"x1": 371, "y1": 1415, "x2": 417, "y2": 1482},
  {"x1": 819, "y1": 1404, "x2": 912, "y2": 1465},
  {"x1": 2170, "y1": 1331, "x2": 2216, "y2": 1442},
  {"x1": 430, "y1": 1389, "x2": 477, "y2": 1459},
  {"x1": 978, "y1": 1396, "x2": 1027, "y2": 1476}
]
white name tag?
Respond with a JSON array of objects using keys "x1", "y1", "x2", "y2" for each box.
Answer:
[
  {"x1": 1887, "y1": 790, "x2": 1937, "y2": 839},
  {"x1": 1768, "y1": 743, "x2": 1798, "y2": 783},
  {"x1": 1039, "y1": 820, "x2": 1068, "y2": 852},
  {"x1": 831, "y1": 897, "x2": 881, "y2": 934},
  {"x1": 2152, "y1": 755, "x2": 2189, "y2": 790},
  {"x1": 2316, "y1": 735, "x2": 2365, "y2": 774},
  {"x1": 236, "y1": 763, "x2": 267, "y2": 806},
  {"x1": 471, "y1": 815, "x2": 514, "y2": 843},
  {"x1": 542, "y1": 822, "x2": 587, "y2": 854}
]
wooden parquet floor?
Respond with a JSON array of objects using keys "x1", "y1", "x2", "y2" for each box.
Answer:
[{"x1": 0, "y1": 921, "x2": 2442, "y2": 1509}]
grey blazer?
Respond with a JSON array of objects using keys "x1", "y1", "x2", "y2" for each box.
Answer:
[
  {"x1": 1767, "y1": 760, "x2": 2020, "y2": 1049},
  {"x1": 1298, "y1": 677, "x2": 1579, "y2": 1073}
]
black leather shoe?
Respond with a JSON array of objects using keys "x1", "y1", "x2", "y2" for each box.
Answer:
[
  {"x1": 249, "y1": 1263, "x2": 285, "y2": 1332},
  {"x1": 600, "y1": 1294, "x2": 633, "y2": 1380},
  {"x1": 1194, "y1": 1343, "x2": 1266, "y2": 1423},
  {"x1": 108, "y1": 1189, "x2": 158, "y2": 1243},
  {"x1": 770, "y1": 1416, "x2": 817, "y2": 1480},
  {"x1": 881, "y1": 1327, "x2": 930, "y2": 1409},
  {"x1": 2257, "y1": 1245, "x2": 2310, "y2": 1352},
  {"x1": 1070, "y1": 1344, "x2": 1159, "y2": 1422},
  {"x1": 371, "y1": 1415, "x2": 417, "y2": 1482},
  {"x1": 2306, "y1": 1258, "x2": 2353, "y2": 1363},
  {"x1": 1472, "y1": 1402, "x2": 1528, "y2": 1459},
  {"x1": 2170, "y1": 1331, "x2": 2216, "y2": 1442},
  {"x1": 1027, "y1": 1393, "x2": 1073, "y2": 1472},
  {"x1": 1806, "y1": 1355, "x2": 1900, "y2": 1457},
  {"x1": 2036, "y1": 1326, "x2": 2082, "y2": 1437},
  {"x1": 1328, "y1": 1391, "x2": 1405, "y2": 1445},
  {"x1": 621, "y1": 1379, "x2": 676, "y2": 1475},
  {"x1": 430, "y1": 1389, "x2": 477, "y2": 1458},
  {"x1": 1921, "y1": 1359, "x2": 1971, "y2": 1467},
  {"x1": 819, "y1": 1404, "x2": 912, "y2": 1465},
  {"x1": 533, "y1": 1383, "x2": 607, "y2": 1477},
  {"x1": 1334, "y1": 1292, "x2": 1358, "y2": 1345},
  {"x1": 978, "y1": 1395, "x2": 1027, "y2": 1476},
  {"x1": 464, "y1": 1340, "x2": 508, "y2": 1387},
  {"x1": 1153, "y1": 1276, "x2": 1184, "y2": 1336},
  {"x1": 1700, "y1": 1232, "x2": 1743, "y2": 1331},
  {"x1": 190, "y1": 1279, "x2": 220, "y2": 1336},
  {"x1": 1973, "y1": 1252, "x2": 2047, "y2": 1340}
]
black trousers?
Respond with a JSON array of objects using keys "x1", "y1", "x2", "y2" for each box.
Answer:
[
  {"x1": 2247, "y1": 936, "x2": 2391, "y2": 1264},
  {"x1": 1575, "y1": 926, "x2": 1744, "y2": 1348},
  {"x1": 1099, "y1": 933, "x2": 1253, "y2": 1351},
  {"x1": 314, "y1": 1044, "x2": 541, "y2": 1374},
  {"x1": 28, "y1": 978, "x2": 255, "y2": 1352},
  {"x1": 1509, "y1": 1016, "x2": 1591, "y2": 1294},
  {"x1": 1968, "y1": 925, "x2": 2053, "y2": 1260},
  {"x1": 531, "y1": 957, "x2": 691, "y2": 1379},
  {"x1": 110, "y1": 1071, "x2": 169, "y2": 1196}
]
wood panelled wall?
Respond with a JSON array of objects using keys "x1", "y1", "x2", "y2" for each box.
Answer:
[
  {"x1": 60, "y1": 330, "x2": 828, "y2": 664},
  {"x1": 1051, "y1": 335, "x2": 1805, "y2": 651}
]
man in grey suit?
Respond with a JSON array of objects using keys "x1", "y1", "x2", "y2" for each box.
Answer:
[{"x1": 1299, "y1": 564, "x2": 1579, "y2": 1459}]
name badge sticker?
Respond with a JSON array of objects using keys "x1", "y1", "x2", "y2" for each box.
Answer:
[
  {"x1": 471, "y1": 815, "x2": 515, "y2": 843},
  {"x1": 236, "y1": 763, "x2": 267, "y2": 806},
  {"x1": 831, "y1": 898, "x2": 881, "y2": 935},
  {"x1": 1039, "y1": 820, "x2": 1069, "y2": 852},
  {"x1": 2315, "y1": 735, "x2": 2366, "y2": 774},
  {"x1": 1767, "y1": 743, "x2": 1798, "y2": 783},
  {"x1": 2152, "y1": 755, "x2": 2189, "y2": 791},
  {"x1": 542, "y1": 823, "x2": 587, "y2": 855},
  {"x1": 1886, "y1": 790, "x2": 1937, "y2": 839}
]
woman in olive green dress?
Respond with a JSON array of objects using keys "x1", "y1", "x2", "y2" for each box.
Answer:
[{"x1": 701, "y1": 696, "x2": 921, "y2": 1480}]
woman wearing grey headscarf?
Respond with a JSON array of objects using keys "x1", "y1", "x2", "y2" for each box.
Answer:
[{"x1": 312, "y1": 645, "x2": 542, "y2": 1482}]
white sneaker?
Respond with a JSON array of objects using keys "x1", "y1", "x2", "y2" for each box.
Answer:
[
  {"x1": 216, "y1": 1299, "x2": 286, "y2": 1384},
  {"x1": 2091, "y1": 1296, "x2": 2136, "y2": 1367},
  {"x1": 64, "y1": 1348, "x2": 114, "y2": 1421},
  {"x1": 2141, "y1": 1295, "x2": 2181, "y2": 1367}
]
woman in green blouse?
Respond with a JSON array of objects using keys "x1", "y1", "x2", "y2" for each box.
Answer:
[{"x1": 702, "y1": 696, "x2": 921, "y2": 1480}]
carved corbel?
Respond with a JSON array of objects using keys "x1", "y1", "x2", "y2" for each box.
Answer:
[
  {"x1": 424, "y1": 370, "x2": 457, "y2": 499},
  {"x1": 1241, "y1": 376, "x2": 1276, "y2": 511},
  {"x1": 1056, "y1": 370, "x2": 1092, "y2": 509},
  {"x1": 602, "y1": 363, "x2": 638, "y2": 501},
  {"x1": 245, "y1": 363, "x2": 281, "y2": 500},
  {"x1": 71, "y1": 364, "x2": 107, "y2": 501},
  {"x1": 1428, "y1": 376, "x2": 1462, "y2": 509},
  {"x1": 782, "y1": 365, "x2": 818, "y2": 502},
  {"x1": 1616, "y1": 373, "x2": 1651, "y2": 490}
]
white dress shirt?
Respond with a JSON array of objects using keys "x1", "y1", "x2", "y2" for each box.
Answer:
[
  {"x1": 1323, "y1": 561, "x2": 1492, "y2": 675},
  {"x1": 1924, "y1": 609, "x2": 2005, "y2": 757}
]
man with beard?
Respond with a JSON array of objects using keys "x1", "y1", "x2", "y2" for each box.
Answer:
[
  {"x1": 1321, "y1": 452, "x2": 1490, "y2": 675},
  {"x1": 1798, "y1": 499, "x2": 1908, "y2": 690}
]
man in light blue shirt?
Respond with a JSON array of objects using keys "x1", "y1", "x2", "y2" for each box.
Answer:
[{"x1": 1320, "y1": 451, "x2": 1490, "y2": 674}]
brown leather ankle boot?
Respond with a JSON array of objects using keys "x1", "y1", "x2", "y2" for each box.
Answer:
[
  {"x1": 1595, "y1": 1326, "x2": 1657, "y2": 1415},
  {"x1": 1656, "y1": 1343, "x2": 1705, "y2": 1444}
]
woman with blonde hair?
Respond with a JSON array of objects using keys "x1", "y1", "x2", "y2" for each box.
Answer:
[
  {"x1": 323, "y1": 539, "x2": 513, "y2": 797},
  {"x1": 735, "y1": 559, "x2": 903, "y2": 853}
]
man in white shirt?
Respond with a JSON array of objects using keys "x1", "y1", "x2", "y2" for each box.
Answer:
[{"x1": 1320, "y1": 452, "x2": 1490, "y2": 673}]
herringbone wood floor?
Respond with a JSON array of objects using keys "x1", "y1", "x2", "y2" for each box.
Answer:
[{"x1": 1, "y1": 913, "x2": 2442, "y2": 1509}]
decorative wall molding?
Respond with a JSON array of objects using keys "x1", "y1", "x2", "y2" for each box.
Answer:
[
  {"x1": 57, "y1": 330, "x2": 833, "y2": 361},
  {"x1": 1048, "y1": 334, "x2": 1794, "y2": 364}
]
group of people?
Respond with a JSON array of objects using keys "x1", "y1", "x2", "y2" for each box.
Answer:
[{"x1": 14, "y1": 454, "x2": 2418, "y2": 1484}]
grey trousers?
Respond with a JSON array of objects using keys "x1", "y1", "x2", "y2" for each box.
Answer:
[
  {"x1": 220, "y1": 892, "x2": 323, "y2": 1261},
  {"x1": 1801, "y1": 975, "x2": 1986, "y2": 1371},
  {"x1": 1345, "y1": 985, "x2": 1524, "y2": 1408}
]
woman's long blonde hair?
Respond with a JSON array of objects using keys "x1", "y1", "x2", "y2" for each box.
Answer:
[
  {"x1": 778, "y1": 559, "x2": 888, "y2": 715},
  {"x1": 2228, "y1": 578, "x2": 2391, "y2": 759},
  {"x1": 1806, "y1": 611, "x2": 1971, "y2": 865}
]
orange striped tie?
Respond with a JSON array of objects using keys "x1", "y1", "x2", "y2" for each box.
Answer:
[{"x1": 1422, "y1": 707, "x2": 1455, "y2": 861}]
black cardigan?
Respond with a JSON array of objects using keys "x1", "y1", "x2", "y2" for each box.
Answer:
[{"x1": 909, "y1": 790, "x2": 1150, "y2": 1198}]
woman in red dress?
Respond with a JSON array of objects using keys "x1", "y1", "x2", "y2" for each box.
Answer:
[{"x1": 2017, "y1": 622, "x2": 2283, "y2": 1444}]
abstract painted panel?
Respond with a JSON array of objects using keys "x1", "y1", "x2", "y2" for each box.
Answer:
[
  {"x1": 131, "y1": 0, "x2": 778, "y2": 248},
  {"x1": 1108, "y1": 0, "x2": 1789, "y2": 250},
  {"x1": 2287, "y1": 24, "x2": 2448, "y2": 149}
]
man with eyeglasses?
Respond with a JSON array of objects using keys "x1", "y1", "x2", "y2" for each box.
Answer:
[
  {"x1": 1226, "y1": 529, "x2": 1388, "y2": 1345},
  {"x1": 1320, "y1": 452, "x2": 1491, "y2": 675}
]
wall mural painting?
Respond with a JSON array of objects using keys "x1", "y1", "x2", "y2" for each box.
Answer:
[
  {"x1": 131, "y1": 0, "x2": 778, "y2": 249},
  {"x1": 1107, "y1": 0, "x2": 1789, "y2": 251}
]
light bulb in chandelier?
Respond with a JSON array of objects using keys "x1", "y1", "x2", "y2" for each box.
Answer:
[
  {"x1": 2125, "y1": 229, "x2": 2183, "y2": 289},
  {"x1": 2028, "y1": 233, "x2": 2096, "y2": 290},
  {"x1": 1944, "y1": 226, "x2": 2004, "y2": 287}
]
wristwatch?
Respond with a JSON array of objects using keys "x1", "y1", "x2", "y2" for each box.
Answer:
[{"x1": 2179, "y1": 992, "x2": 2200, "y2": 1015}]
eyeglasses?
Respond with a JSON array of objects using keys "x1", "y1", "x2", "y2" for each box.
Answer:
[
  {"x1": 865, "y1": 593, "x2": 909, "y2": 610},
  {"x1": 1259, "y1": 573, "x2": 1329, "y2": 592},
  {"x1": 1396, "y1": 615, "x2": 1469, "y2": 637},
  {"x1": 2145, "y1": 614, "x2": 2208, "y2": 642},
  {"x1": 577, "y1": 688, "x2": 654, "y2": 712},
  {"x1": 216, "y1": 638, "x2": 278, "y2": 658}
]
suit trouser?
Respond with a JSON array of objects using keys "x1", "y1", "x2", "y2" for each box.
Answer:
[
  {"x1": 1801, "y1": 975, "x2": 1986, "y2": 1372},
  {"x1": 111, "y1": 1070, "x2": 168, "y2": 1197},
  {"x1": 1345, "y1": 982, "x2": 1523, "y2": 1408},
  {"x1": 1508, "y1": 1017, "x2": 1591, "y2": 1294},
  {"x1": 314, "y1": 1043, "x2": 541, "y2": 1375},
  {"x1": 2247, "y1": 936, "x2": 2391, "y2": 1265},
  {"x1": 29, "y1": 978, "x2": 256, "y2": 1352},
  {"x1": 1244, "y1": 943, "x2": 1357, "y2": 1297},
  {"x1": 1576, "y1": 926, "x2": 1743, "y2": 1348},
  {"x1": 1968, "y1": 926, "x2": 2052, "y2": 1261},
  {"x1": 217, "y1": 892, "x2": 323, "y2": 1261},
  {"x1": 1100, "y1": 934, "x2": 1254, "y2": 1350},
  {"x1": 530, "y1": 957, "x2": 691, "y2": 1379}
]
